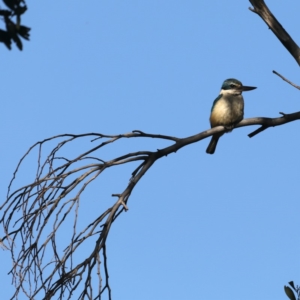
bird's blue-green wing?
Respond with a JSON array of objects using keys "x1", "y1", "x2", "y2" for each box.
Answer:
[{"x1": 211, "y1": 94, "x2": 222, "y2": 112}]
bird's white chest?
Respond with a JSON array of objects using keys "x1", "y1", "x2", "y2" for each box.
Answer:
[{"x1": 210, "y1": 95, "x2": 244, "y2": 127}]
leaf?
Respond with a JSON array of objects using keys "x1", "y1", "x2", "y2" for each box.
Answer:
[
  {"x1": 284, "y1": 286, "x2": 297, "y2": 300},
  {"x1": 0, "y1": 29, "x2": 11, "y2": 50},
  {"x1": 289, "y1": 281, "x2": 296, "y2": 291}
]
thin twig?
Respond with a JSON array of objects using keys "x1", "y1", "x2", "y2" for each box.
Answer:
[{"x1": 273, "y1": 70, "x2": 300, "y2": 90}]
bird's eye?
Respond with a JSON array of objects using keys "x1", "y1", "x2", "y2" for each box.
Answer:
[{"x1": 230, "y1": 84, "x2": 236, "y2": 88}]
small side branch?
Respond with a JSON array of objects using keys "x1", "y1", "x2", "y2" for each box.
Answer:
[
  {"x1": 273, "y1": 70, "x2": 300, "y2": 90},
  {"x1": 244, "y1": 111, "x2": 300, "y2": 137}
]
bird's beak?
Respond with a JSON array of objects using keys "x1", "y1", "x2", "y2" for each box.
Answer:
[{"x1": 242, "y1": 85, "x2": 257, "y2": 92}]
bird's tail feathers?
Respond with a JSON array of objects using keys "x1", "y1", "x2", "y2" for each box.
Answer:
[{"x1": 206, "y1": 135, "x2": 220, "y2": 154}]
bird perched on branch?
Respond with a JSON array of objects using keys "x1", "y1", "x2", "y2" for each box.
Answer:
[{"x1": 206, "y1": 78, "x2": 256, "y2": 154}]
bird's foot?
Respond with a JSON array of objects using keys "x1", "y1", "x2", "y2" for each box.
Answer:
[{"x1": 224, "y1": 125, "x2": 234, "y2": 132}]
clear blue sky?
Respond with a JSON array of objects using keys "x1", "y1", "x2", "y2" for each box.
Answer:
[{"x1": 1, "y1": 1, "x2": 300, "y2": 299}]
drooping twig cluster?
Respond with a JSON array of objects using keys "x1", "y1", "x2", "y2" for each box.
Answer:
[{"x1": 1, "y1": 112, "x2": 300, "y2": 299}]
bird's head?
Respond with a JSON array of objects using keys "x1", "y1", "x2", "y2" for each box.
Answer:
[{"x1": 221, "y1": 78, "x2": 256, "y2": 95}]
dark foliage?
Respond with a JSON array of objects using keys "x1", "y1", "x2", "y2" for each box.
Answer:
[{"x1": 0, "y1": 0, "x2": 30, "y2": 50}]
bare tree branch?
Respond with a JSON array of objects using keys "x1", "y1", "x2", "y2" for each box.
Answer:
[
  {"x1": 1, "y1": 112, "x2": 300, "y2": 299},
  {"x1": 246, "y1": 111, "x2": 300, "y2": 137},
  {"x1": 249, "y1": 0, "x2": 300, "y2": 66},
  {"x1": 272, "y1": 70, "x2": 300, "y2": 90}
]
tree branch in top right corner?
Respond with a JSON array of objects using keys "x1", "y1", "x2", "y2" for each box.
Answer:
[{"x1": 249, "y1": 0, "x2": 300, "y2": 66}]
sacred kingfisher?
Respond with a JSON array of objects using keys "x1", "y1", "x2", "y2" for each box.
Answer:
[{"x1": 206, "y1": 78, "x2": 256, "y2": 154}]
